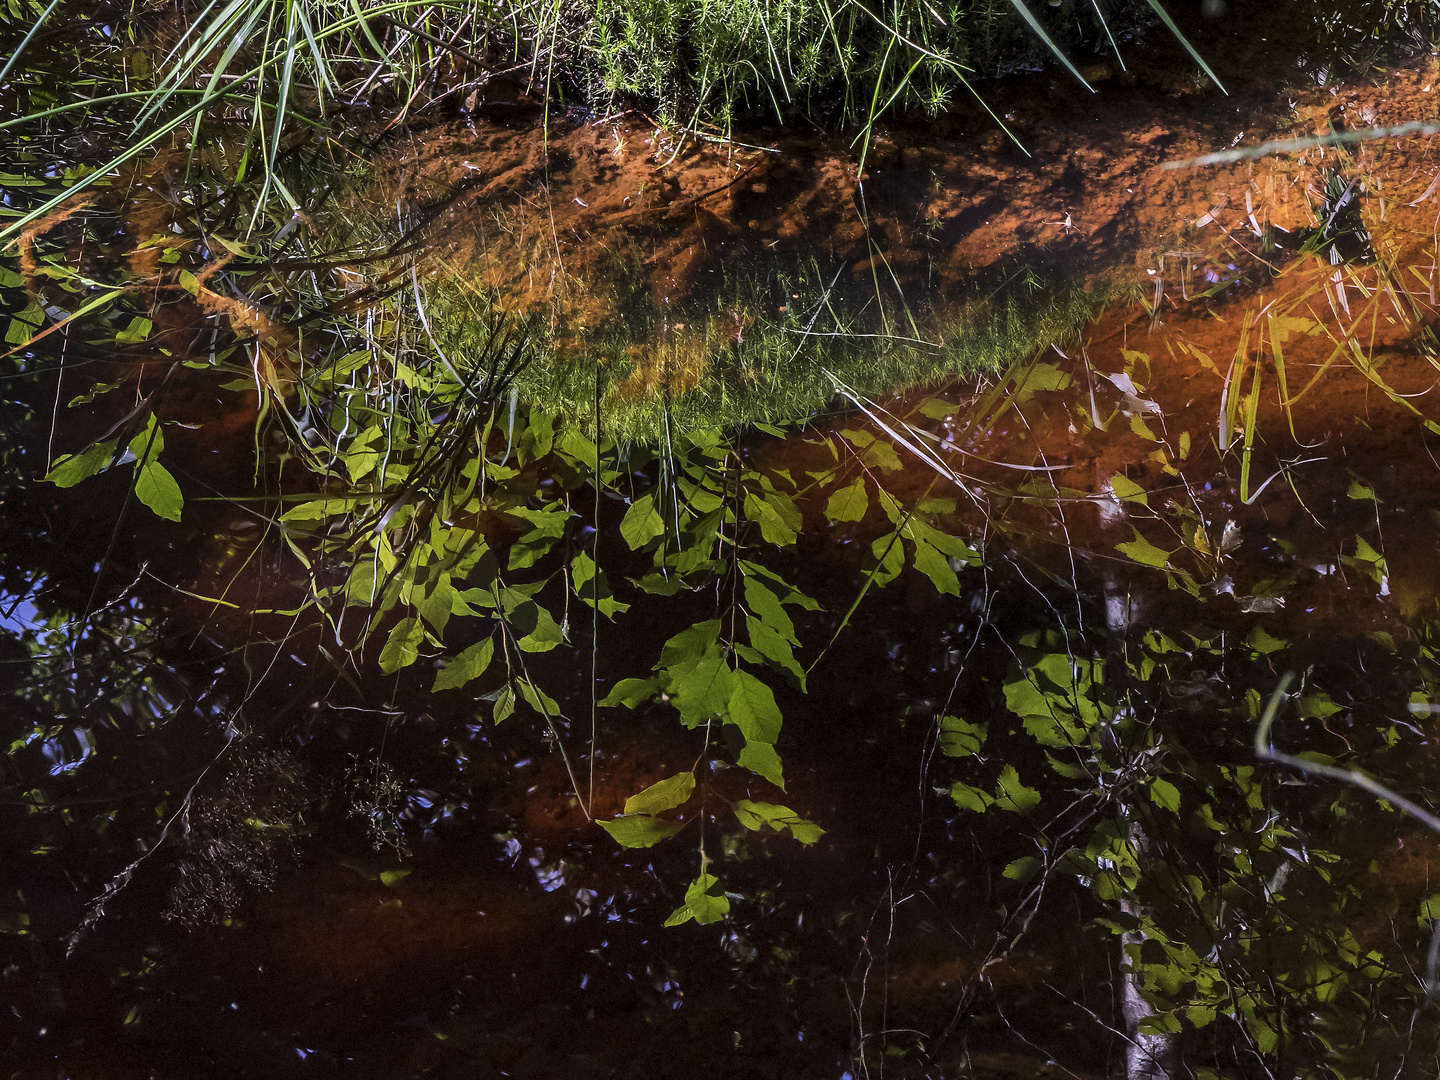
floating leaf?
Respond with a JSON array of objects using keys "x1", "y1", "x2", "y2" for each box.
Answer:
[
  {"x1": 1109, "y1": 473, "x2": 1149, "y2": 506},
  {"x1": 1117, "y1": 529, "x2": 1172, "y2": 569},
  {"x1": 624, "y1": 771, "x2": 696, "y2": 816}
]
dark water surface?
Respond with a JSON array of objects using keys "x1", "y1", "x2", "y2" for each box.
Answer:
[{"x1": 7, "y1": 10, "x2": 1440, "y2": 1080}]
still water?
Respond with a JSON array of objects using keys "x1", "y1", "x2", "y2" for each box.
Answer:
[{"x1": 5, "y1": 9, "x2": 1440, "y2": 1080}]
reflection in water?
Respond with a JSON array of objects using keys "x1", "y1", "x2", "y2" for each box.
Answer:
[{"x1": 7, "y1": 15, "x2": 1440, "y2": 1080}]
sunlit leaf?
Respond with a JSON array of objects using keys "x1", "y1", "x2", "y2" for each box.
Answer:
[
  {"x1": 994, "y1": 765, "x2": 1040, "y2": 814},
  {"x1": 378, "y1": 616, "x2": 424, "y2": 673},
  {"x1": 599, "y1": 677, "x2": 659, "y2": 708},
  {"x1": 432, "y1": 638, "x2": 494, "y2": 693},
  {"x1": 736, "y1": 740, "x2": 785, "y2": 789},
  {"x1": 44, "y1": 437, "x2": 119, "y2": 488},
  {"x1": 599, "y1": 814, "x2": 685, "y2": 848},
  {"x1": 663, "y1": 872, "x2": 730, "y2": 926},
  {"x1": 619, "y1": 492, "x2": 665, "y2": 550},
  {"x1": 1117, "y1": 529, "x2": 1172, "y2": 569},
  {"x1": 938, "y1": 715, "x2": 986, "y2": 757},
  {"x1": 951, "y1": 781, "x2": 994, "y2": 813},
  {"x1": 728, "y1": 670, "x2": 782, "y2": 744},
  {"x1": 825, "y1": 477, "x2": 869, "y2": 522},
  {"x1": 745, "y1": 489, "x2": 801, "y2": 546},
  {"x1": 1002, "y1": 856, "x2": 1042, "y2": 883},
  {"x1": 1149, "y1": 777, "x2": 1181, "y2": 814},
  {"x1": 733, "y1": 799, "x2": 824, "y2": 844},
  {"x1": 624, "y1": 771, "x2": 696, "y2": 815}
]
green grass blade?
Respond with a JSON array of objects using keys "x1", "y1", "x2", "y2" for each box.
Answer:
[
  {"x1": 0, "y1": 0, "x2": 61, "y2": 89},
  {"x1": 1006, "y1": 0, "x2": 1093, "y2": 93},
  {"x1": 1143, "y1": 0, "x2": 1227, "y2": 95}
]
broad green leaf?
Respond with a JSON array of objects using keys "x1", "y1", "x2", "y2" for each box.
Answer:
[
  {"x1": 1149, "y1": 777, "x2": 1181, "y2": 814},
  {"x1": 516, "y1": 604, "x2": 564, "y2": 652},
  {"x1": 737, "y1": 740, "x2": 785, "y2": 789},
  {"x1": 909, "y1": 538, "x2": 959, "y2": 595},
  {"x1": 670, "y1": 648, "x2": 733, "y2": 727},
  {"x1": 624, "y1": 771, "x2": 696, "y2": 815},
  {"x1": 746, "y1": 617, "x2": 805, "y2": 686},
  {"x1": 492, "y1": 683, "x2": 516, "y2": 723},
  {"x1": 418, "y1": 578, "x2": 456, "y2": 636},
  {"x1": 728, "y1": 670, "x2": 782, "y2": 744},
  {"x1": 950, "y1": 781, "x2": 994, "y2": 813},
  {"x1": 599, "y1": 814, "x2": 685, "y2": 848},
  {"x1": 44, "y1": 437, "x2": 119, "y2": 488},
  {"x1": 938, "y1": 715, "x2": 986, "y2": 757},
  {"x1": 658, "y1": 620, "x2": 722, "y2": 676},
  {"x1": 1003, "y1": 856, "x2": 1042, "y2": 883},
  {"x1": 378, "y1": 617, "x2": 424, "y2": 674},
  {"x1": 745, "y1": 490, "x2": 800, "y2": 546},
  {"x1": 1117, "y1": 529, "x2": 1171, "y2": 569},
  {"x1": 134, "y1": 460, "x2": 184, "y2": 521},
  {"x1": 663, "y1": 872, "x2": 730, "y2": 926},
  {"x1": 743, "y1": 578, "x2": 796, "y2": 642},
  {"x1": 600, "y1": 677, "x2": 658, "y2": 708},
  {"x1": 994, "y1": 765, "x2": 1040, "y2": 814},
  {"x1": 1245, "y1": 625, "x2": 1287, "y2": 655},
  {"x1": 432, "y1": 638, "x2": 494, "y2": 692},
  {"x1": 733, "y1": 799, "x2": 825, "y2": 844},
  {"x1": 825, "y1": 477, "x2": 869, "y2": 522},
  {"x1": 1109, "y1": 473, "x2": 1149, "y2": 506},
  {"x1": 116, "y1": 315, "x2": 152, "y2": 344},
  {"x1": 379, "y1": 868, "x2": 411, "y2": 888},
  {"x1": 517, "y1": 679, "x2": 560, "y2": 718},
  {"x1": 1420, "y1": 893, "x2": 1440, "y2": 926},
  {"x1": 619, "y1": 492, "x2": 665, "y2": 550}
]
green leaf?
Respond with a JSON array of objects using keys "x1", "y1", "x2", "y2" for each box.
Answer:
[
  {"x1": 492, "y1": 683, "x2": 516, "y2": 723},
  {"x1": 44, "y1": 437, "x2": 119, "y2": 488},
  {"x1": 950, "y1": 781, "x2": 994, "y2": 813},
  {"x1": 134, "y1": 458, "x2": 183, "y2": 520},
  {"x1": 599, "y1": 814, "x2": 685, "y2": 848},
  {"x1": 619, "y1": 492, "x2": 665, "y2": 550},
  {"x1": 623, "y1": 771, "x2": 696, "y2": 816},
  {"x1": 663, "y1": 872, "x2": 730, "y2": 926},
  {"x1": 1003, "y1": 856, "x2": 1042, "y2": 883},
  {"x1": 938, "y1": 715, "x2": 986, "y2": 757},
  {"x1": 432, "y1": 638, "x2": 494, "y2": 692},
  {"x1": 733, "y1": 799, "x2": 825, "y2": 844},
  {"x1": 115, "y1": 315, "x2": 152, "y2": 344},
  {"x1": 1245, "y1": 625, "x2": 1287, "y2": 655},
  {"x1": 909, "y1": 537, "x2": 959, "y2": 595},
  {"x1": 1110, "y1": 473, "x2": 1149, "y2": 506},
  {"x1": 1149, "y1": 777, "x2": 1181, "y2": 814},
  {"x1": 728, "y1": 670, "x2": 782, "y2": 744},
  {"x1": 825, "y1": 477, "x2": 869, "y2": 522},
  {"x1": 599, "y1": 677, "x2": 659, "y2": 708},
  {"x1": 745, "y1": 489, "x2": 800, "y2": 546},
  {"x1": 379, "y1": 868, "x2": 411, "y2": 888},
  {"x1": 1419, "y1": 893, "x2": 1440, "y2": 926},
  {"x1": 669, "y1": 648, "x2": 733, "y2": 727},
  {"x1": 994, "y1": 765, "x2": 1040, "y2": 814},
  {"x1": 746, "y1": 617, "x2": 805, "y2": 685},
  {"x1": 743, "y1": 578, "x2": 796, "y2": 642},
  {"x1": 515, "y1": 604, "x2": 564, "y2": 652},
  {"x1": 1117, "y1": 529, "x2": 1171, "y2": 569},
  {"x1": 378, "y1": 617, "x2": 424, "y2": 674},
  {"x1": 737, "y1": 740, "x2": 785, "y2": 789}
]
